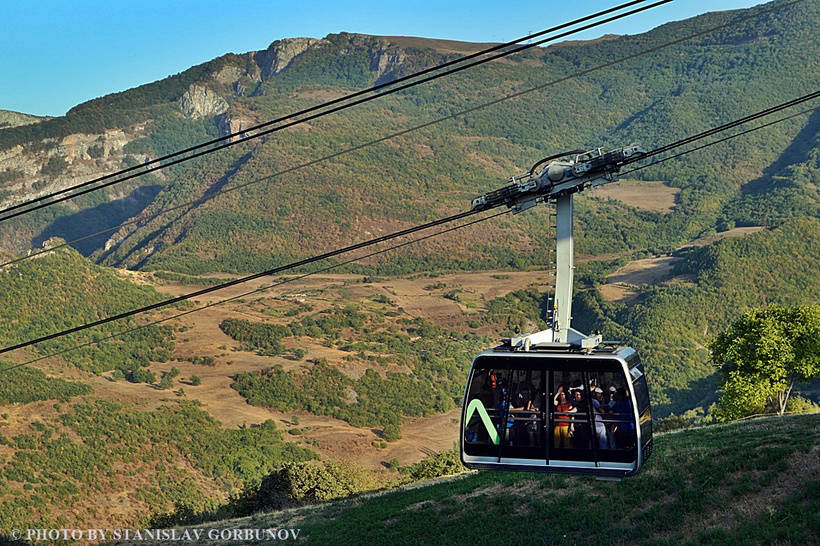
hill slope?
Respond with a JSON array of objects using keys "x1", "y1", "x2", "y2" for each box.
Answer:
[
  {"x1": 129, "y1": 413, "x2": 819, "y2": 545},
  {"x1": 574, "y1": 217, "x2": 820, "y2": 415},
  {"x1": 0, "y1": 110, "x2": 50, "y2": 130}
]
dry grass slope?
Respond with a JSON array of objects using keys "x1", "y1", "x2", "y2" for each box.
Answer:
[{"x1": 116, "y1": 413, "x2": 819, "y2": 545}]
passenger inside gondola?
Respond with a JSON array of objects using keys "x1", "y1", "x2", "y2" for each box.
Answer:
[
  {"x1": 507, "y1": 371, "x2": 543, "y2": 449},
  {"x1": 570, "y1": 387, "x2": 590, "y2": 449},
  {"x1": 592, "y1": 387, "x2": 609, "y2": 449},
  {"x1": 611, "y1": 387, "x2": 636, "y2": 449},
  {"x1": 552, "y1": 388, "x2": 575, "y2": 448}
]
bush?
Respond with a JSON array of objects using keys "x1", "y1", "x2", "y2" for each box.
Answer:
[
  {"x1": 87, "y1": 143, "x2": 105, "y2": 159},
  {"x1": 190, "y1": 375, "x2": 202, "y2": 386},
  {"x1": 40, "y1": 155, "x2": 68, "y2": 176},
  {"x1": 382, "y1": 423, "x2": 402, "y2": 442},
  {"x1": 785, "y1": 395, "x2": 820, "y2": 414},
  {"x1": 158, "y1": 373, "x2": 174, "y2": 390},
  {"x1": 127, "y1": 368, "x2": 157, "y2": 384},
  {"x1": 291, "y1": 348, "x2": 307, "y2": 360},
  {"x1": 255, "y1": 461, "x2": 378, "y2": 508},
  {"x1": 396, "y1": 447, "x2": 465, "y2": 483}
]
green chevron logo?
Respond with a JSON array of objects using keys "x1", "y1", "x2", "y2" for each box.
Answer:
[{"x1": 465, "y1": 399, "x2": 500, "y2": 445}]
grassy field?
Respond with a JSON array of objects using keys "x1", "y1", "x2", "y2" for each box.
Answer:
[{"x1": 127, "y1": 413, "x2": 818, "y2": 545}]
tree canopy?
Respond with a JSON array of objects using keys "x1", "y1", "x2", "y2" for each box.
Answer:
[{"x1": 710, "y1": 304, "x2": 819, "y2": 421}]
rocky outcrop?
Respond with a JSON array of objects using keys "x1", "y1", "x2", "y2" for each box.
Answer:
[
  {"x1": 216, "y1": 113, "x2": 255, "y2": 142},
  {"x1": 178, "y1": 85, "x2": 229, "y2": 119},
  {"x1": 369, "y1": 42, "x2": 406, "y2": 80},
  {"x1": 214, "y1": 65, "x2": 245, "y2": 86},
  {"x1": 253, "y1": 33, "x2": 411, "y2": 84},
  {"x1": 255, "y1": 37, "x2": 326, "y2": 79},
  {"x1": 0, "y1": 127, "x2": 142, "y2": 213}
]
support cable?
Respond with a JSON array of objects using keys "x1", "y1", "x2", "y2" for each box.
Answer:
[
  {"x1": 0, "y1": 209, "x2": 482, "y2": 357},
  {"x1": 620, "y1": 106, "x2": 818, "y2": 176},
  {"x1": 0, "y1": 92, "x2": 814, "y2": 359},
  {"x1": 622, "y1": 91, "x2": 820, "y2": 166}
]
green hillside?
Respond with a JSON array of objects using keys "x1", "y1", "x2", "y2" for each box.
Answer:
[
  {"x1": 0, "y1": 245, "x2": 175, "y2": 376},
  {"x1": 97, "y1": 0, "x2": 817, "y2": 274},
  {"x1": 574, "y1": 217, "x2": 820, "y2": 415},
  {"x1": 111, "y1": 413, "x2": 820, "y2": 545},
  {"x1": 0, "y1": 399, "x2": 315, "y2": 531},
  {"x1": 0, "y1": 0, "x2": 816, "y2": 421},
  {"x1": 0, "y1": 2, "x2": 818, "y2": 537}
]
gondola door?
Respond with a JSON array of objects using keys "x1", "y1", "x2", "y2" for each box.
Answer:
[
  {"x1": 499, "y1": 368, "x2": 547, "y2": 464},
  {"x1": 549, "y1": 369, "x2": 595, "y2": 465}
]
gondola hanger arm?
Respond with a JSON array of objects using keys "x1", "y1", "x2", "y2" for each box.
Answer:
[{"x1": 470, "y1": 144, "x2": 647, "y2": 347}]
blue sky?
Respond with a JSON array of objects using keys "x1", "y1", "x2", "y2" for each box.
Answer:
[{"x1": 1, "y1": 0, "x2": 764, "y2": 117}]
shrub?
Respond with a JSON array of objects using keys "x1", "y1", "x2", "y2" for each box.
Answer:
[
  {"x1": 396, "y1": 447, "x2": 466, "y2": 483},
  {"x1": 87, "y1": 143, "x2": 105, "y2": 159},
  {"x1": 251, "y1": 460, "x2": 378, "y2": 509},
  {"x1": 382, "y1": 423, "x2": 402, "y2": 442},
  {"x1": 127, "y1": 368, "x2": 157, "y2": 384},
  {"x1": 40, "y1": 155, "x2": 68, "y2": 176}
]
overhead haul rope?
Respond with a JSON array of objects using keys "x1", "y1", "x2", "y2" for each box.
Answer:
[
  {"x1": 0, "y1": 90, "x2": 816, "y2": 365},
  {"x1": 0, "y1": 0, "x2": 671, "y2": 223},
  {"x1": 0, "y1": 209, "x2": 510, "y2": 374},
  {"x1": 621, "y1": 91, "x2": 820, "y2": 166},
  {"x1": 0, "y1": 0, "x2": 803, "y2": 271}
]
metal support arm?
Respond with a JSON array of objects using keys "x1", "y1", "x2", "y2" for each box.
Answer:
[
  {"x1": 486, "y1": 144, "x2": 646, "y2": 351},
  {"x1": 554, "y1": 194, "x2": 574, "y2": 343}
]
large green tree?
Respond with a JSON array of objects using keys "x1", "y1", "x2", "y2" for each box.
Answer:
[{"x1": 710, "y1": 305, "x2": 820, "y2": 421}]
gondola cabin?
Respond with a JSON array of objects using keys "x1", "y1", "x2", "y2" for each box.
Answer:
[
  {"x1": 461, "y1": 145, "x2": 654, "y2": 479},
  {"x1": 460, "y1": 344, "x2": 652, "y2": 479}
]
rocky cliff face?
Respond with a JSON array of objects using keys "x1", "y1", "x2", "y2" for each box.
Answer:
[
  {"x1": 0, "y1": 126, "x2": 148, "y2": 211},
  {"x1": 179, "y1": 84, "x2": 230, "y2": 119},
  {"x1": 255, "y1": 37, "x2": 326, "y2": 79},
  {"x1": 327, "y1": 33, "x2": 408, "y2": 80},
  {"x1": 251, "y1": 33, "x2": 410, "y2": 83}
]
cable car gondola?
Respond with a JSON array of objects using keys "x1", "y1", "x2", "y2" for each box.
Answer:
[
  {"x1": 460, "y1": 145, "x2": 653, "y2": 479},
  {"x1": 462, "y1": 343, "x2": 652, "y2": 479}
]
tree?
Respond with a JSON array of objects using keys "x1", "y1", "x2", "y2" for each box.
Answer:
[
  {"x1": 710, "y1": 305, "x2": 819, "y2": 421},
  {"x1": 158, "y1": 374, "x2": 174, "y2": 390}
]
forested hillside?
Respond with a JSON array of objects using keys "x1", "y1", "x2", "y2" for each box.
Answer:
[
  {"x1": 0, "y1": 1, "x2": 815, "y2": 275},
  {"x1": 0, "y1": 0, "x2": 814, "y2": 426},
  {"x1": 0, "y1": 400, "x2": 314, "y2": 530},
  {"x1": 575, "y1": 218, "x2": 820, "y2": 414},
  {"x1": 0, "y1": 245, "x2": 175, "y2": 377}
]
